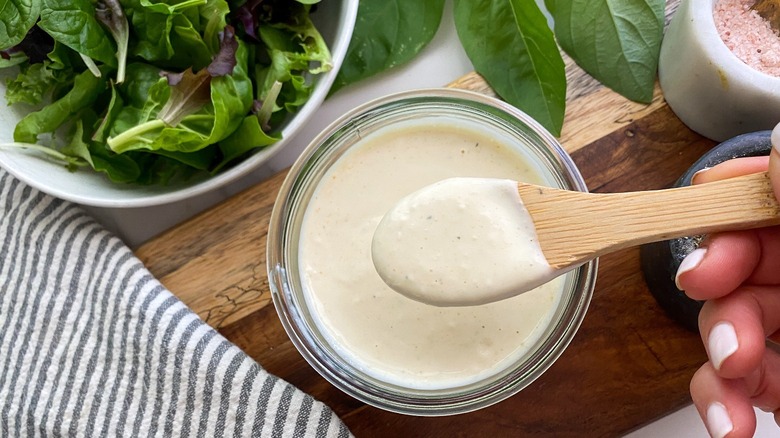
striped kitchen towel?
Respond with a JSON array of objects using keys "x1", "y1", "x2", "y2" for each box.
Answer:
[{"x1": 0, "y1": 169, "x2": 351, "y2": 438}]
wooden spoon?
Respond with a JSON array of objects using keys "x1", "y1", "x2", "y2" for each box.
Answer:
[
  {"x1": 371, "y1": 172, "x2": 780, "y2": 307},
  {"x1": 519, "y1": 171, "x2": 780, "y2": 271}
]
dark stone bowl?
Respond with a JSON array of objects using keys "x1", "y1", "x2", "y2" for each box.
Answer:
[{"x1": 639, "y1": 131, "x2": 772, "y2": 332}]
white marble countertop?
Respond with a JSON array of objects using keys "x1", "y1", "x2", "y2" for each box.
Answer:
[{"x1": 84, "y1": 3, "x2": 776, "y2": 436}]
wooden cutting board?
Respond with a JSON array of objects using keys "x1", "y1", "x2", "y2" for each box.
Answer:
[{"x1": 136, "y1": 4, "x2": 718, "y2": 435}]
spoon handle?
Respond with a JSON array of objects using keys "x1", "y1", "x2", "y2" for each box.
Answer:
[{"x1": 519, "y1": 171, "x2": 780, "y2": 270}]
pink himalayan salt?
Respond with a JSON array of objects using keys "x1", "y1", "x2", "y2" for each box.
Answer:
[{"x1": 714, "y1": 0, "x2": 780, "y2": 76}]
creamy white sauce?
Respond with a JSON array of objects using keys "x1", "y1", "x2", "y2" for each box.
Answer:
[
  {"x1": 298, "y1": 121, "x2": 565, "y2": 390},
  {"x1": 372, "y1": 177, "x2": 555, "y2": 306}
]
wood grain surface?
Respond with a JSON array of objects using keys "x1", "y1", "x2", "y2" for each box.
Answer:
[{"x1": 136, "y1": 1, "x2": 721, "y2": 435}]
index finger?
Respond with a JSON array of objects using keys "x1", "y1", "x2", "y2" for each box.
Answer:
[{"x1": 675, "y1": 156, "x2": 773, "y2": 300}]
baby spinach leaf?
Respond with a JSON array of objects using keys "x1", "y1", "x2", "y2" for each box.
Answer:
[
  {"x1": 167, "y1": 13, "x2": 212, "y2": 68},
  {"x1": 453, "y1": 0, "x2": 566, "y2": 136},
  {"x1": 88, "y1": 144, "x2": 143, "y2": 182},
  {"x1": 14, "y1": 69, "x2": 107, "y2": 143},
  {"x1": 38, "y1": 0, "x2": 117, "y2": 67},
  {"x1": 130, "y1": 152, "x2": 204, "y2": 185},
  {"x1": 548, "y1": 0, "x2": 664, "y2": 103},
  {"x1": 119, "y1": 62, "x2": 162, "y2": 107},
  {"x1": 123, "y1": 0, "x2": 211, "y2": 68},
  {"x1": 331, "y1": 0, "x2": 445, "y2": 93},
  {"x1": 0, "y1": 0, "x2": 42, "y2": 50},
  {"x1": 128, "y1": 9, "x2": 175, "y2": 61},
  {"x1": 155, "y1": 147, "x2": 215, "y2": 170}
]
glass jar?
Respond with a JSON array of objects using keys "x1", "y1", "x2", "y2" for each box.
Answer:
[{"x1": 267, "y1": 88, "x2": 597, "y2": 415}]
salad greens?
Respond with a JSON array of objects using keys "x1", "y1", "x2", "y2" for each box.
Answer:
[
  {"x1": 334, "y1": 0, "x2": 664, "y2": 136},
  {"x1": 0, "y1": 0, "x2": 332, "y2": 185}
]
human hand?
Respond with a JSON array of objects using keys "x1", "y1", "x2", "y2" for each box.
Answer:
[{"x1": 674, "y1": 134, "x2": 780, "y2": 437}]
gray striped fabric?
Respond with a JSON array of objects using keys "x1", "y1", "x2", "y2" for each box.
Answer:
[{"x1": 0, "y1": 169, "x2": 351, "y2": 437}]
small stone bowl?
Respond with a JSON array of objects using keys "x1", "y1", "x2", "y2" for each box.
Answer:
[
  {"x1": 640, "y1": 130, "x2": 771, "y2": 332},
  {"x1": 659, "y1": 0, "x2": 780, "y2": 141}
]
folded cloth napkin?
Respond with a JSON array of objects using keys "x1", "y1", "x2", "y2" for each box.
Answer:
[{"x1": 0, "y1": 169, "x2": 351, "y2": 437}]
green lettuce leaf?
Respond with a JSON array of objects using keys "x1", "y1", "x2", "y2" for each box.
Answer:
[
  {"x1": 107, "y1": 39, "x2": 252, "y2": 154},
  {"x1": 14, "y1": 68, "x2": 107, "y2": 143},
  {"x1": 5, "y1": 42, "x2": 76, "y2": 106}
]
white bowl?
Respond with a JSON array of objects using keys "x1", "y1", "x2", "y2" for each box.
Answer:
[
  {"x1": 659, "y1": 0, "x2": 780, "y2": 141},
  {"x1": 0, "y1": 0, "x2": 358, "y2": 208}
]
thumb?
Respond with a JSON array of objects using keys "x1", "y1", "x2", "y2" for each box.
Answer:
[{"x1": 769, "y1": 123, "x2": 780, "y2": 201}]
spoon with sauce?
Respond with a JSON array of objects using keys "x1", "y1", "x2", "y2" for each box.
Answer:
[{"x1": 371, "y1": 172, "x2": 780, "y2": 307}]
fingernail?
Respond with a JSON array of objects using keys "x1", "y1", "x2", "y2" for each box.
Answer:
[
  {"x1": 706, "y1": 402, "x2": 733, "y2": 438},
  {"x1": 772, "y1": 122, "x2": 780, "y2": 154},
  {"x1": 691, "y1": 167, "x2": 711, "y2": 185},
  {"x1": 708, "y1": 322, "x2": 739, "y2": 370},
  {"x1": 675, "y1": 247, "x2": 707, "y2": 290}
]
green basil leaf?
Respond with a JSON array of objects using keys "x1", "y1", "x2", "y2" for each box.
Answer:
[
  {"x1": 548, "y1": 0, "x2": 664, "y2": 103},
  {"x1": 331, "y1": 0, "x2": 445, "y2": 93},
  {"x1": 38, "y1": 0, "x2": 117, "y2": 66},
  {"x1": 0, "y1": 0, "x2": 42, "y2": 50},
  {"x1": 453, "y1": 0, "x2": 566, "y2": 136}
]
